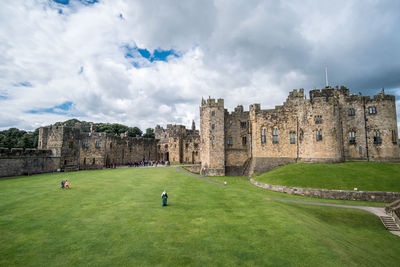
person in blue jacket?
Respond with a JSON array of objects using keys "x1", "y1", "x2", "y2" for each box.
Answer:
[{"x1": 161, "y1": 190, "x2": 168, "y2": 206}]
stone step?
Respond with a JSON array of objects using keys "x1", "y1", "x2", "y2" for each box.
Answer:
[{"x1": 380, "y1": 216, "x2": 400, "y2": 231}]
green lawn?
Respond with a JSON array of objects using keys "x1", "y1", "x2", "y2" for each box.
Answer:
[
  {"x1": 1, "y1": 167, "x2": 399, "y2": 266},
  {"x1": 253, "y1": 162, "x2": 400, "y2": 192}
]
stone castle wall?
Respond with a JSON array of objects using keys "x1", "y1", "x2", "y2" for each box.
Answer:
[
  {"x1": 0, "y1": 148, "x2": 60, "y2": 178},
  {"x1": 155, "y1": 124, "x2": 200, "y2": 163},
  {"x1": 201, "y1": 86, "x2": 399, "y2": 176}
]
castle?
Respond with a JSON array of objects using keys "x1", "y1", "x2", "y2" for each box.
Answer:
[
  {"x1": 0, "y1": 85, "x2": 399, "y2": 178},
  {"x1": 200, "y1": 86, "x2": 399, "y2": 176}
]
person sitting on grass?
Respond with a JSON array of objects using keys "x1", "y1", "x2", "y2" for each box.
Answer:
[
  {"x1": 65, "y1": 180, "x2": 70, "y2": 189},
  {"x1": 161, "y1": 190, "x2": 168, "y2": 206},
  {"x1": 61, "y1": 180, "x2": 65, "y2": 189}
]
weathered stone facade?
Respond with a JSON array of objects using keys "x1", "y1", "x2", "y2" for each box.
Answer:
[
  {"x1": 0, "y1": 148, "x2": 60, "y2": 177},
  {"x1": 38, "y1": 124, "x2": 158, "y2": 171},
  {"x1": 155, "y1": 122, "x2": 200, "y2": 164},
  {"x1": 201, "y1": 86, "x2": 400, "y2": 176}
]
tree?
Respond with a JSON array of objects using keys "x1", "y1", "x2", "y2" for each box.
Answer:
[
  {"x1": 143, "y1": 128, "x2": 155, "y2": 138},
  {"x1": 127, "y1": 127, "x2": 142, "y2": 137}
]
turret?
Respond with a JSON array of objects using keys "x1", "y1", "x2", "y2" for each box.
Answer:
[{"x1": 200, "y1": 97, "x2": 225, "y2": 176}]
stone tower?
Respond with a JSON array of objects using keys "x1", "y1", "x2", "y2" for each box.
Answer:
[{"x1": 200, "y1": 97, "x2": 225, "y2": 176}]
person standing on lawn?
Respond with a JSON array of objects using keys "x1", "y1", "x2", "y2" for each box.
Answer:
[{"x1": 161, "y1": 190, "x2": 168, "y2": 206}]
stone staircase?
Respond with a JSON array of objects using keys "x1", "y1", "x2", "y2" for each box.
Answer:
[{"x1": 380, "y1": 216, "x2": 400, "y2": 231}]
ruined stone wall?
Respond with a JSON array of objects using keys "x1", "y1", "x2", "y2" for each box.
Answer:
[
  {"x1": 200, "y1": 98, "x2": 225, "y2": 176},
  {"x1": 0, "y1": 148, "x2": 60, "y2": 178}
]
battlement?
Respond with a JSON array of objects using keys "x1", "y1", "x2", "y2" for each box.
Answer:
[
  {"x1": 201, "y1": 97, "x2": 224, "y2": 107},
  {"x1": 288, "y1": 88, "x2": 305, "y2": 99},
  {"x1": 309, "y1": 86, "x2": 350, "y2": 100},
  {"x1": 249, "y1": 104, "x2": 261, "y2": 112},
  {"x1": 372, "y1": 90, "x2": 396, "y2": 101}
]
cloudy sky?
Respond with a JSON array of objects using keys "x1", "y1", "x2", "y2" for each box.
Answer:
[{"x1": 0, "y1": 0, "x2": 399, "y2": 133}]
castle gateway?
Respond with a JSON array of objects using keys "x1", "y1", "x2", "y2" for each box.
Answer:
[{"x1": 200, "y1": 86, "x2": 400, "y2": 176}]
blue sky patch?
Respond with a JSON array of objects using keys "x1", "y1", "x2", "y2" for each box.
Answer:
[
  {"x1": 52, "y1": 0, "x2": 98, "y2": 5},
  {"x1": 124, "y1": 45, "x2": 180, "y2": 68},
  {"x1": 27, "y1": 101, "x2": 74, "y2": 115},
  {"x1": 15, "y1": 81, "x2": 33, "y2": 87}
]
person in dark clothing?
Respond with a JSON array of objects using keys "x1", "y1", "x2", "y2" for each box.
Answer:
[
  {"x1": 161, "y1": 190, "x2": 168, "y2": 206},
  {"x1": 61, "y1": 180, "x2": 65, "y2": 189}
]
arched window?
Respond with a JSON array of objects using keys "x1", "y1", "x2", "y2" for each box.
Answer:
[{"x1": 261, "y1": 128, "x2": 266, "y2": 144}]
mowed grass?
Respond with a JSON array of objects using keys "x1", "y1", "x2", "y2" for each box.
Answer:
[
  {"x1": 0, "y1": 167, "x2": 399, "y2": 266},
  {"x1": 254, "y1": 162, "x2": 400, "y2": 192}
]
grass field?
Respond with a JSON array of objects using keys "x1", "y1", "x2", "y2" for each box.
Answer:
[
  {"x1": 1, "y1": 167, "x2": 400, "y2": 266},
  {"x1": 253, "y1": 162, "x2": 400, "y2": 192}
]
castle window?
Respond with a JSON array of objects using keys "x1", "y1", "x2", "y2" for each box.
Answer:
[
  {"x1": 92, "y1": 158, "x2": 95, "y2": 165},
  {"x1": 194, "y1": 143, "x2": 198, "y2": 149},
  {"x1": 83, "y1": 158, "x2": 86, "y2": 165},
  {"x1": 368, "y1": 106, "x2": 377, "y2": 114},
  {"x1": 64, "y1": 160, "x2": 67, "y2": 165},
  {"x1": 158, "y1": 145, "x2": 161, "y2": 150},
  {"x1": 240, "y1": 121, "x2": 247, "y2": 129},
  {"x1": 261, "y1": 128, "x2": 266, "y2": 144},
  {"x1": 211, "y1": 124, "x2": 215, "y2": 130},
  {"x1": 272, "y1": 128, "x2": 278, "y2": 144},
  {"x1": 211, "y1": 111, "x2": 215, "y2": 116},
  {"x1": 349, "y1": 131, "x2": 356, "y2": 144},
  {"x1": 95, "y1": 141, "x2": 101, "y2": 148},
  {"x1": 316, "y1": 129, "x2": 323, "y2": 141},
  {"x1": 98, "y1": 133, "x2": 101, "y2": 137},
  {"x1": 82, "y1": 141, "x2": 89, "y2": 148},
  {"x1": 164, "y1": 144, "x2": 168, "y2": 149},
  {"x1": 373, "y1": 130, "x2": 381, "y2": 144},
  {"x1": 314, "y1": 115, "x2": 323, "y2": 124},
  {"x1": 174, "y1": 138, "x2": 177, "y2": 142},
  {"x1": 110, "y1": 143, "x2": 112, "y2": 149},
  {"x1": 88, "y1": 132, "x2": 91, "y2": 136},
  {"x1": 242, "y1": 136, "x2": 247, "y2": 146},
  {"x1": 392, "y1": 130, "x2": 398, "y2": 144},
  {"x1": 195, "y1": 151, "x2": 198, "y2": 156},
  {"x1": 185, "y1": 143, "x2": 189, "y2": 150},
  {"x1": 290, "y1": 131, "x2": 296, "y2": 144},
  {"x1": 227, "y1": 137, "x2": 233, "y2": 146},
  {"x1": 227, "y1": 121, "x2": 231, "y2": 129},
  {"x1": 348, "y1": 108, "x2": 355, "y2": 116},
  {"x1": 211, "y1": 137, "x2": 215, "y2": 145}
]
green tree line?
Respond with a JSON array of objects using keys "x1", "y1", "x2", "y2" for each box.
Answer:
[{"x1": 0, "y1": 119, "x2": 155, "y2": 149}]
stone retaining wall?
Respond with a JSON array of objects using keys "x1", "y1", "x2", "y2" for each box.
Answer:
[
  {"x1": 183, "y1": 164, "x2": 201, "y2": 174},
  {"x1": 250, "y1": 178, "x2": 400, "y2": 202}
]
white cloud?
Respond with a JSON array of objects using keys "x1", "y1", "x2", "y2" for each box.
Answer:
[{"x1": 0, "y1": 0, "x2": 399, "y2": 133}]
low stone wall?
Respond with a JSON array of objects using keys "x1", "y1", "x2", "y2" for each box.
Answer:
[
  {"x1": 250, "y1": 157, "x2": 297, "y2": 175},
  {"x1": 0, "y1": 148, "x2": 60, "y2": 178},
  {"x1": 183, "y1": 164, "x2": 201, "y2": 174},
  {"x1": 250, "y1": 178, "x2": 400, "y2": 202}
]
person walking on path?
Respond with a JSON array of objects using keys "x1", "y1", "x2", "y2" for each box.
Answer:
[{"x1": 161, "y1": 190, "x2": 168, "y2": 206}]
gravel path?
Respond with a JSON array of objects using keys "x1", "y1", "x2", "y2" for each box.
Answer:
[{"x1": 174, "y1": 167, "x2": 226, "y2": 186}]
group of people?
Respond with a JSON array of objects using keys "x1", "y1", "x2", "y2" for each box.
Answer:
[
  {"x1": 129, "y1": 160, "x2": 170, "y2": 168},
  {"x1": 61, "y1": 180, "x2": 70, "y2": 189}
]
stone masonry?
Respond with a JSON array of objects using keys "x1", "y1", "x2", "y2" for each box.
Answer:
[{"x1": 200, "y1": 86, "x2": 400, "y2": 176}]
